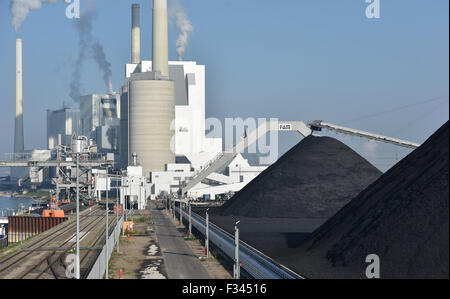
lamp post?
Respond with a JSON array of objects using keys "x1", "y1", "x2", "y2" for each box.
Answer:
[
  {"x1": 179, "y1": 201, "x2": 182, "y2": 225},
  {"x1": 206, "y1": 208, "x2": 210, "y2": 258},
  {"x1": 188, "y1": 201, "x2": 192, "y2": 237},
  {"x1": 75, "y1": 153, "x2": 80, "y2": 279},
  {"x1": 116, "y1": 182, "x2": 120, "y2": 253},
  {"x1": 234, "y1": 220, "x2": 240, "y2": 279},
  {"x1": 105, "y1": 174, "x2": 109, "y2": 279}
]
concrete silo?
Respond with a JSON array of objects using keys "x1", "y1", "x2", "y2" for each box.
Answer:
[{"x1": 128, "y1": 0, "x2": 175, "y2": 175}]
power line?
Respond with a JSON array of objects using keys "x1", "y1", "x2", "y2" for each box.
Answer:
[
  {"x1": 391, "y1": 101, "x2": 449, "y2": 136},
  {"x1": 339, "y1": 96, "x2": 449, "y2": 125}
]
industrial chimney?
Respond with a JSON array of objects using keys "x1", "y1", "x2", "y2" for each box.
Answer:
[
  {"x1": 15, "y1": 38, "x2": 24, "y2": 155},
  {"x1": 128, "y1": 0, "x2": 175, "y2": 176},
  {"x1": 152, "y1": 0, "x2": 169, "y2": 78},
  {"x1": 131, "y1": 4, "x2": 140, "y2": 64}
]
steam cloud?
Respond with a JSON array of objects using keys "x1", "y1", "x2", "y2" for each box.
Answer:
[
  {"x1": 10, "y1": 0, "x2": 60, "y2": 33},
  {"x1": 92, "y1": 42, "x2": 113, "y2": 93},
  {"x1": 70, "y1": 0, "x2": 113, "y2": 102},
  {"x1": 9, "y1": 0, "x2": 113, "y2": 102},
  {"x1": 70, "y1": 2, "x2": 94, "y2": 101},
  {"x1": 169, "y1": 0, "x2": 193, "y2": 61}
]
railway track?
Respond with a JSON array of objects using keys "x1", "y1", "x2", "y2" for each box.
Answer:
[
  {"x1": 19, "y1": 212, "x2": 109, "y2": 279},
  {"x1": 0, "y1": 206, "x2": 101, "y2": 273},
  {"x1": 22, "y1": 213, "x2": 120, "y2": 279},
  {"x1": 0, "y1": 206, "x2": 120, "y2": 279}
]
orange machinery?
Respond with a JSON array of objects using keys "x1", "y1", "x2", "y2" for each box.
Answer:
[{"x1": 42, "y1": 196, "x2": 65, "y2": 218}]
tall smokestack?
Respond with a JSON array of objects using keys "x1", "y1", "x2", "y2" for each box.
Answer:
[
  {"x1": 129, "y1": 0, "x2": 175, "y2": 175},
  {"x1": 15, "y1": 38, "x2": 24, "y2": 155},
  {"x1": 153, "y1": 0, "x2": 169, "y2": 78},
  {"x1": 131, "y1": 4, "x2": 140, "y2": 64}
]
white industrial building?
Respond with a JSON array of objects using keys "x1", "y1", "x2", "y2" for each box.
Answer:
[
  {"x1": 121, "y1": 59, "x2": 268, "y2": 199},
  {"x1": 121, "y1": 59, "x2": 269, "y2": 199},
  {"x1": 122, "y1": 60, "x2": 222, "y2": 163},
  {"x1": 149, "y1": 154, "x2": 267, "y2": 199},
  {"x1": 118, "y1": 2, "x2": 267, "y2": 200},
  {"x1": 46, "y1": 108, "x2": 81, "y2": 149},
  {"x1": 79, "y1": 93, "x2": 121, "y2": 138},
  {"x1": 120, "y1": 163, "x2": 150, "y2": 210},
  {"x1": 79, "y1": 93, "x2": 121, "y2": 168}
]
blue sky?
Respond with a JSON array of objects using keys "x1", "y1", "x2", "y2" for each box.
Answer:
[{"x1": 0, "y1": 0, "x2": 448, "y2": 173}]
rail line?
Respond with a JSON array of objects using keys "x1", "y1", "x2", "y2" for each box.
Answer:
[
  {"x1": 0, "y1": 207, "x2": 99, "y2": 272},
  {"x1": 19, "y1": 211, "x2": 110, "y2": 279},
  {"x1": 0, "y1": 206, "x2": 112, "y2": 278},
  {"x1": 30, "y1": 212, "x2": 119, "y2": 279}
]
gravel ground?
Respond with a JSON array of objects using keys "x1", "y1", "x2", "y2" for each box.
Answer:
[{"x1": 108, "y1": 214, "x2": 168, "y2": 279}]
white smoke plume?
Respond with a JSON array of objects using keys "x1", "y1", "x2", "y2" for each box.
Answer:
[
  {"x1": 70, "y1": 0, "x2": 113, "y2": 101},
  {"x1": 168, "y1": 0, "x2": 193, "y2": 61},
  {"x1": 10, "y1": 0, "x2": 60, "y2": 33}
]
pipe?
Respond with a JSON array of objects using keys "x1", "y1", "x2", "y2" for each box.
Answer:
[
  {"x1": 15, "y1": 38, "x2": 24, "y2": 154},
  {"x1": 152, "y1": 0, "x2": 169, "y2": 79},
  {"x1": 132, "y1": 152, "x2": 137, "y2": 166},
  {"x1": 131, "y1": 4, "x2": 140, "y2": 64}
]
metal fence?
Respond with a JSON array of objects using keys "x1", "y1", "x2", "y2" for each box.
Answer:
[
  {"x1": 86, "y1": 215, "x2": 124, "y2": 279},
  {"x1": 177, "y1": 206, "x2": 304, "y2": 279},
  {"x1": 3, "y1": 153, "x2": 33, "y2": 161},
  {"x1": 7, "y1": 216, "x2": 67, "y2": 244}
]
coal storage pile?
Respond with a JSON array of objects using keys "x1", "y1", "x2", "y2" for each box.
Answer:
[
  {"x1": 218, "y1": 136, "x2": 382, "y2": 219},
  {"x1": 278, "y1": 122, "x2": 449, "y2": 279}
]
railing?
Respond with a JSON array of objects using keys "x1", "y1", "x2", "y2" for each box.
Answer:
[
  {"x1": 176, "y1": 206, "x2": 304, "y2": 279},
  {"x1": 0, "y1": 208, "x2": 28, "y2": 217},
  {"x1": 2, "y1": 152, "x2": 108, "y2": 163},
  {"x1": 192, "y1": 152, "x2": 225, "y2": 178},
  {"x1": 3, "y1": 153, "x2": 33, "y2": 162}
]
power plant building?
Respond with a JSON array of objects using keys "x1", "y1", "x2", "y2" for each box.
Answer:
[
  {"x1": 119, "y1": 2, "x2": 266, "y2": 199},
  {"x1": 46, "y1": 108, "x2": 81, "y2": 149},
  {"x1": 121, "y1": 61, "x2": 222, "y2": 170},
  {"x1": 79, "y1": 93, "x2": 121, "y2": 167},
  {"x1": 79, "y1": 93, "x2": 120, "y2": 140}
]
